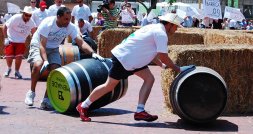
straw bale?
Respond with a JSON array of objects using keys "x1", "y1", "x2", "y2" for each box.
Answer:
[
  {"x1": 204, "y1": 30, "x2": 253, "y2": 45},
  {"x1": 161, "y1": 44, "x2": 253, "y2": 115},
  {"x1": 97, "y1": 28, "x2": 138, "y2": 58},
  {"x1": 90, "y1": 26, "x2": 103, "y2": 41},
  {"x1": 169, "y1": 31, "x2": 205, "y2": 45}
]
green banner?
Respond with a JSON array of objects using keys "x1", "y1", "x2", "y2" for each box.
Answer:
[{"x1": 228, "y1": 0, "x2": 238, "y2": 8}]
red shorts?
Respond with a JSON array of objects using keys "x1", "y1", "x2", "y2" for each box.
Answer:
[{"x1": 4, "y1": 42, "x2": 26, "y2": 58}]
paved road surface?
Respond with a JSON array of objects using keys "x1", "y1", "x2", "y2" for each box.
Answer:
[{"x1": 0, "y1": 59, "x2": 252, "y2": 134}]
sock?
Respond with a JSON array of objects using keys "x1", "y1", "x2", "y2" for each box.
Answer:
[
  {"x1": 81, "y1": 98, "x2": 92, "y2": 108},
  {"x1": 136, "y1": 104, "x2": 145, "y2": 113}
]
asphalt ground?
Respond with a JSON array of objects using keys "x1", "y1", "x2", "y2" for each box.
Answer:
[{"x1": 0, "y1": 59, "x2": 253, "y2": 134}]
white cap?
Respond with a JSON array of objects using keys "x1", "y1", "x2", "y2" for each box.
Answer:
[
  {"x1": 21, "y1": 6, "x2": 33, "y2": 14},
  {"x1": 158, "y1": 13, "x2": 183, "y2": 27}
]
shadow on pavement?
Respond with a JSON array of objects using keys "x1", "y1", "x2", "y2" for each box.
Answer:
[
  {"x1": 92, "y1": 119, "x2": 238, "y2": 132},
  {"x1": 47, "y1": 108, "x2": 134, "y2": 118},
  {"x1": 165, "y1": 119, "x2": 238, "y2": 132},
  {"x1": 0, "y1": 106, "x2": 10, "y2": 115}
]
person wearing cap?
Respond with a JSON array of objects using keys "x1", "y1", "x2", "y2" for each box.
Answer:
[
  {"x1": 32, "y1": 1, "x2": 48, "y2": 27},
  {"x1": 48, "y1": 0, "x2": 65, "y2": 16},
  {"x1": 25, "y1": 7, "x2": 104, "y2": 109},
  {"x1": 3, "y1": 6, "x2": 36, "y2": 79},
  {"x1": 71, "y1": 0, "x2": 93, "y2": 25},
  {"x1": 76, "y1": 13, "x2": 195, "y2": 122}
]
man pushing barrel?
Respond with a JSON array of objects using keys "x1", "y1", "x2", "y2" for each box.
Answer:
[
  {"x1": 76, "y1": 13, "x2": 194, "y2": 122},
  {"x1": 25, "y1": 7, "x2": 104, "y2": 109}
]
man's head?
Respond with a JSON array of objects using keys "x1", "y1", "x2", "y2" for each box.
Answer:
[
  {"x1": 22, "y1": 6, "x2": 33, "y2": 22},
  {"x1": 30, "y1": 0, "x2": 36, "y2": 8},
  {"x1": 56, "y1": 7, "x2": 71, "y2": 27},
  {"x1": 55, "y1": 0, "x2": 63, "y2": 6},
  {"x1": 39, "y1": 1, "x2": 47, "y2": 11},
  {"x1": 158, "y1": 13, "x2": 183, "y2": 34},
  {"x1": 78, "y1": 18, "x2": 85, "y2": 28}
]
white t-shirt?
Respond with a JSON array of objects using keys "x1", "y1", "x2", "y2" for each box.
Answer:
[
  {"x1": 31, "y1": 16, "x2": 79, "y2": 49},
  {"x1": 48, "y1": 4, "x2": 65, "y2": 16},
  {"x1": 79, "y1": 20, "x2": 92, "y2": 34},
  {"x1": 71, "y1": 4, "x2": 91, "y2": 25},
  {"x1": 111, "y1": 23, "x2": 168, "y2": 70},
  {"x1": 120, "y1": 8, "x2": 135, "y2": 23},
  {"x1": 32, "y1": 9, "x2": 49, "y2": 27},
  {"x1": 6, "y1": 14, "x2": 36, "y2": 43}
]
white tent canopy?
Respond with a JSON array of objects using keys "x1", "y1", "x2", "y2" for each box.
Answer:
[{"x1": 7, "y1": 2, "x2": 21, "y2": 14}]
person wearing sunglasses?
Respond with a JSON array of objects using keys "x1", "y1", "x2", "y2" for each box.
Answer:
[
  {"x1": 29, "y1": 0, "x2": 38, "y2": 12},
  {"x1": 3, "y1": 6, "x2": 36, "y2": 79}
]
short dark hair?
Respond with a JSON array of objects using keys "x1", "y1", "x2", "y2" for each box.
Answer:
[
  {"x1": 78, "y1": 18, "x2": 84, "y2": 23},
  {"x1": 57, "y1": 7, "x2": 71, "y2": 17}
]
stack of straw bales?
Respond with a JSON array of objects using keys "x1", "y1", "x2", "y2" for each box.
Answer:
[{"x1": 161, "y1": 44, "x2": 253, "y2": 114}]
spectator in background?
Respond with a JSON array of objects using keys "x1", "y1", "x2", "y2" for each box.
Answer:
[
  {"x1": 246, "y1": 20, "x2": 253, "y2": 30},
  {"x1": 96, "y1": 12, "x2": 104, "y2": 26},
  {"x1": 100, "y1": 0, "x2": 120, "y2": 30},
  {"x1": 4, "y1": 13, "x2": 12, "y2": 22},
  {"x1": 71, "y1": 0, "x2": 93, "y2": 24},
  {"x1": 3, "y1": 6, "x2": 36, "y2": 79},
  {"x1": 29, "y1": 0, "x2": 38, "y2": 12},
  {"x1": 212, "y1": 19, "x2": 223, "y2": 29},
  {"x1": 78, "y1": 18, "x2": 93, "y2": 37},
  {"x1": 120, "y1": 0, "x2": 128, "y2": 10},
  {"x1": 120, "y1": 3, "x2": 136, "y2": 27},
  {"x1": 48, "y1": 0, "x2": 65, "y2": 16},
  {"x1": 229, "y1": 19, "x2": 237, "y2": 30},
  {"x1": 32, "y1": 1, "x2": 48, "y2": 27},
  {"x1": 183, "y1": 16, "x2": 193, "y2": 28}
]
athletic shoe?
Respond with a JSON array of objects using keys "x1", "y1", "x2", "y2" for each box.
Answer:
[
  {"x1": 25, "y1": 90, "x2": 35, "y2": 106},
  {"x1": 134, "y1": 111, "x2": 158, "y2": 122},
  {"x1": 40, "y1": 98, "x2": 53, "y2": 110},
  {"x1": 4, "y1": 69, "x2": 11, "y2": 77},
  {"x1": 14, "y1": 72, "x2": 23, "y2": 79},
  {"x1": 76, "y1": 103, "x2": 91, "y2": 122}
]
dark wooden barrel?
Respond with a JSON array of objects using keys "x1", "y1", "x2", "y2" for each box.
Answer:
[
  {"x1": 170, "y1": 66, "x2": 227, "y2": 124},
  {"x1": 47, "y1": 58, "x2": 128, "y2": 113}
]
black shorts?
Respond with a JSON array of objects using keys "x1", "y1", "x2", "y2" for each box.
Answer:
[{"x1": 109, "y1": 55, "x2": 148, "y2": 80}]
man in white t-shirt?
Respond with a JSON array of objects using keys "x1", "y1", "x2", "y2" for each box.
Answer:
[
  {"x1": 76, "y1": 13, "x2": 194, "y2": 122},
  {"x1": 32, "y1": 1, "x2": 48, "y2": 27},
  {"x1": 78, "y1": 18, "x2": 92, "y2": 36},
  {"x1": 47, "y1": 0, "x2": 65, "y2": 16},
  {"x1": 3, "y1": 6, "x2": 36, "y2": 79},
  {"x1": 25, "y1": 7, "x2": 104, "y2": 109},
  {"x1": 71, "y1": 0, "x2": 93, "y2": 24}
]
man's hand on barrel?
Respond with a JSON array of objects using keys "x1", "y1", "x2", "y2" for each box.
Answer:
[
  {"x1": 92, "y1": 53, "x2": 105, "y2": 62},
  {"x1": 40, "y1": 61, "x2": 49, "y2": 74},
  {"x1": 180, "y1": 65, "x2": 195, "y2": 72}
]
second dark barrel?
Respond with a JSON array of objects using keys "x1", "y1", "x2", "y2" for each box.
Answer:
[
  {"x1": 47, "y1": 58, "x2": 128, "y2": 113},
  {"x1": 170, "y1": 66, "x2": 227, "y2": 124}
]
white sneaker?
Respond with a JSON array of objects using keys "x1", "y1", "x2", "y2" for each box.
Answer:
[
  {"x1": 25, "y1": 90, "x2": 35, "y2": 106},
  {"x1": 40, "y1": 98, "x2": 53, "y2": 110}
]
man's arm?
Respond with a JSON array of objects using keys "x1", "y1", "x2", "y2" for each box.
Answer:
[
  {"x1": 74, "y1": 35, "x2": 94, "y2": 55},
  {"x1": 157, "y1": 52, "x2": 180, "y2": 72},
  {"x1": 39, "y1": 35, "x2": 48, "y2": 61}
]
